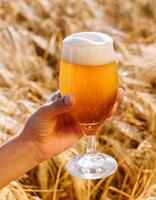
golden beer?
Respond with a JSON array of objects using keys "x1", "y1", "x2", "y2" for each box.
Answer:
[{"x1": 60, "y1": 59, "x2": 118, "y2": 133}]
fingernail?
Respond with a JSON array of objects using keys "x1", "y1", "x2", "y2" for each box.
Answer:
[
  {"x1": 120, "y1": 87, "x2": 125, "y2": 92},
  {"x1": 64, "y1": 94, "x2": 73, "y2": 106}
]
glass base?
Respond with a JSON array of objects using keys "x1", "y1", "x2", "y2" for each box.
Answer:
[{"x1": 66, "y1": 152, "x2": 118, "y2": 179}]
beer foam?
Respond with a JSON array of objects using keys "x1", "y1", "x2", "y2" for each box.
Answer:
[{"x1": 62, "y1": 32, "x2": 115, "y2": 66}]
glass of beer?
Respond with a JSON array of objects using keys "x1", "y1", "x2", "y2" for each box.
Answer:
[{"x1": 59, "y1": 32, "x2": 118, "y2": 179}]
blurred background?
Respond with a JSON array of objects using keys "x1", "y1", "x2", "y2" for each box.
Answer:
[{"x1": 0, "y1": 0, "x2": 156, "y2": 199}]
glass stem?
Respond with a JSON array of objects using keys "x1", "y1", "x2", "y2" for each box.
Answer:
[{"x1": 86, "y1": 136, "x2": 96, "y2": 153}]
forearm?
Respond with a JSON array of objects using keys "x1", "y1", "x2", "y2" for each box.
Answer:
[{"x1": 0, "y1": 132, "x2": 43, "y2": 188}]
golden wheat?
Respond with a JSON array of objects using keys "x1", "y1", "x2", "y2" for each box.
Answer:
[{"x1": 0, "y1": 0, "x2": 156, "y2": 199}]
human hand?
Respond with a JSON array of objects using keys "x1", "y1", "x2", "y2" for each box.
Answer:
[
  {"x1": 0, "y1": 88, "x2": 124, "y2": 188},
  {"x1": 21, "y1": 88, "x2": 124, "y2": 163}
]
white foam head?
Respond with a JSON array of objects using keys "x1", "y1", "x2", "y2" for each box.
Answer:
[{"x1": 62, "y1": 32, "x2": 115, "y2": 66}]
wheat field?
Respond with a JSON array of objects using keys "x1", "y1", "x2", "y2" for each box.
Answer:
[{"x1": 0, "y1": 0, "x2": 156, "y2": 199}]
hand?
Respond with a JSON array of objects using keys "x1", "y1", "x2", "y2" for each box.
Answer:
[
  {"x1": 21, "y1": 88, "x2": 124, "y2": 162},
  {"x1": 0, "y1": 88, "x2": 124, "y2": 188}
]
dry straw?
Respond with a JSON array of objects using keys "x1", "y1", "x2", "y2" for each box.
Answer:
[{"x1": 0, "y1": 0, "x2": 156, "y2": 199}]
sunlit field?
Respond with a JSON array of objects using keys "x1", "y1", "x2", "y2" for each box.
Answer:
[{"x1": 0, "y1": 0, "x2": 156, "y2": 199}]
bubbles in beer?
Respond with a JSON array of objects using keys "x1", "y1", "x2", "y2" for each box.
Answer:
[{"x1": 62, "y1": 32, "x2": 115, "y2": 66}]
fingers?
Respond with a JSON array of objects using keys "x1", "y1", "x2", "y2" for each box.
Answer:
[
  {"x1": 44, "y1": 87, "x2": 124, "y2": 120},
  {"x1": 47, "y1": 90, "x2": 61, "y2": 103},
  {"x1": 45, "y1": 93, "x2": 73, "y2": 118},
  {"x1": 116, "y1": 88, "x2": 124, "y2": 103},
  {"x1": 107, "y1": 88, "x2": 124, "y2": 118}
]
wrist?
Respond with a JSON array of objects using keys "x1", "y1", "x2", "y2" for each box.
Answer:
[
  {"x1": 0, "y1": 133, "x2": 44, "y2": 187},
  {"x1": 19, "y1": 131, "x2": 45, "y2": 164}
]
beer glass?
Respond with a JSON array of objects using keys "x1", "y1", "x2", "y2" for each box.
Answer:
[{"x1": 59, "y1": 32, "x2": 118, "y2": 179}]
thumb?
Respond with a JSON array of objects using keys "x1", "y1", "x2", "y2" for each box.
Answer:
[{"x1": 45, "y1": 93, "x2": 73, "y2": 117}]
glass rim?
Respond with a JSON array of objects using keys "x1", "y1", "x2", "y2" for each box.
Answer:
[
  {"x1": 63, "y1": 40, "x2": 113, "y2": 48},
  {"x1": 63, "y1": 32, "x2": 114, "y2": 48}
]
